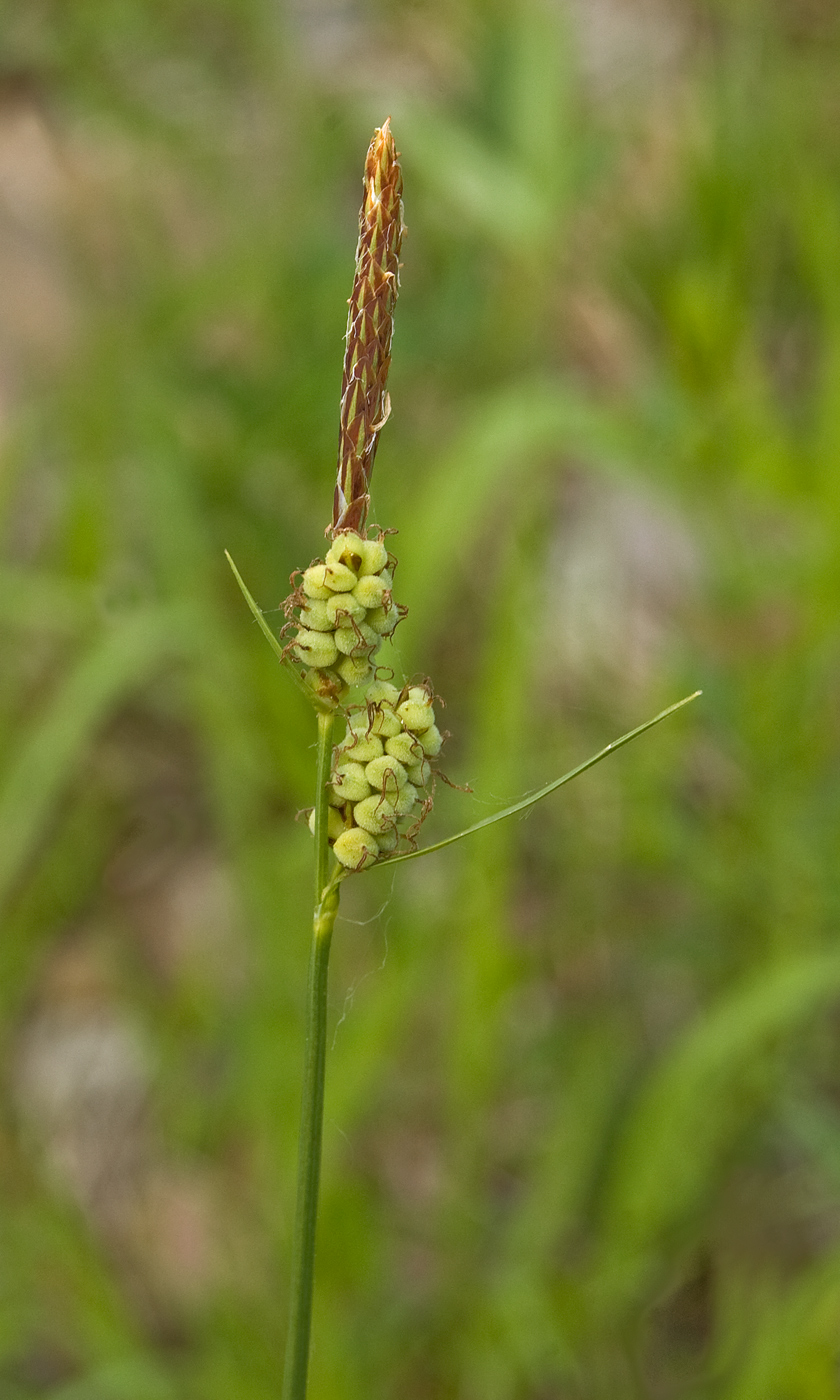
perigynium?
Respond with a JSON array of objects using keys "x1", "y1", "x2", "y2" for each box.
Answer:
[{"x1": 226, "y1": 120, "x2": 699, "y2": 1400}]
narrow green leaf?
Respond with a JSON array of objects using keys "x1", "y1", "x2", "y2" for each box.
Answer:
[
  {"x1": 225, "y1": 550, "x2": 287, "y2": 665},
  {"x1": 381, "y1": 691, "x2": 701, "y2": 867},
  {"x1": 602, "y1": 949, "x2": 840, "y2": 1262},
  {"x1": 225, "y1": 550, "x2": 328, "y2": 714}
]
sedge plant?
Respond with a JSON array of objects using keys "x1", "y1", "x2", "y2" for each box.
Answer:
[{"x1": 226, "y1": 121, "x2": 699, "y2": 1400}]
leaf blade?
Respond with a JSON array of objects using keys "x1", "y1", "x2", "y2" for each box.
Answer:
[{"x1": 380, "y1": 691, "x2": 701, "y2": 867}]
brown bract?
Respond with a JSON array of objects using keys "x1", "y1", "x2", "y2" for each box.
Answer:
[{"x1": 333, "y1": 120, "x2": 404, "y2": 535}]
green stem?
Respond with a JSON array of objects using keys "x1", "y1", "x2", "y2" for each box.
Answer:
[{"x1": 282, "y1": 710, "x2": 340, "y2": 1400}]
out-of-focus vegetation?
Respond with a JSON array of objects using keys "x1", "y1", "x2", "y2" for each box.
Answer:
[{"x1": 1, "y1": 1, "x2": 840, "y2": 1396}]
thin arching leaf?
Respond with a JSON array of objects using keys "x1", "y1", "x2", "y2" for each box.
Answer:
[
  {"x1": 225, "y1": 550, "x2": 330, "y2": 714},
  {"x1": 379, "y1": 691, "x2": 701, "y2": 867}
]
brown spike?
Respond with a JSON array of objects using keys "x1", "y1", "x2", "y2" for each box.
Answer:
[{"x1": 333, "y1": 120, "x2": 404, "y2": 534}]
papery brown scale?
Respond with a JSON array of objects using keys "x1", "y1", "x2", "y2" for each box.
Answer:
[{"x1": 333, "y1": 120, "x2": 404, "y2": 535}]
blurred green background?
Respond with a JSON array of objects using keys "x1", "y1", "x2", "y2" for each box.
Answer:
[{"x1": 2, "y1": 1, "x2": 840, "y2": 1396}]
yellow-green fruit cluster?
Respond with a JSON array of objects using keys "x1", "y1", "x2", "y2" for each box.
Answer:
[
  {"x1": 321, "y1": 680, "x2": 444, "y2": 871},
  {"x1": 287, "y1": 530, "x2": 402, "y2": 701}
]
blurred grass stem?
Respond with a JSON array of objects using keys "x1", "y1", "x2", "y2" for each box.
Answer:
[{"x1": 282, "y1": 710, "x2": 340, "y2": 1400}]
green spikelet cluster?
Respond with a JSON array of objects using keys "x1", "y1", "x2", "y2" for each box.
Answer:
[
  {"x1": 307, "y1": 680, "x2": 445, "y2": 870},
  {"x1": 283, "y1": 528, "x2": 405, "y2": 705}
]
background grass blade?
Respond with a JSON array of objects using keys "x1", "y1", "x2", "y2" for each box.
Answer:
[
  {"x1": 600, "y1": 950, "x2": 840, "y2": 1291},
  {"x1": 0, "y1": 609, "x2": 186, "y2": 912}
]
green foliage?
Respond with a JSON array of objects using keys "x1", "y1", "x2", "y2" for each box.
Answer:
[{"x1": 1, "y1": 1, "x2": 840, "y2": 1396}]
